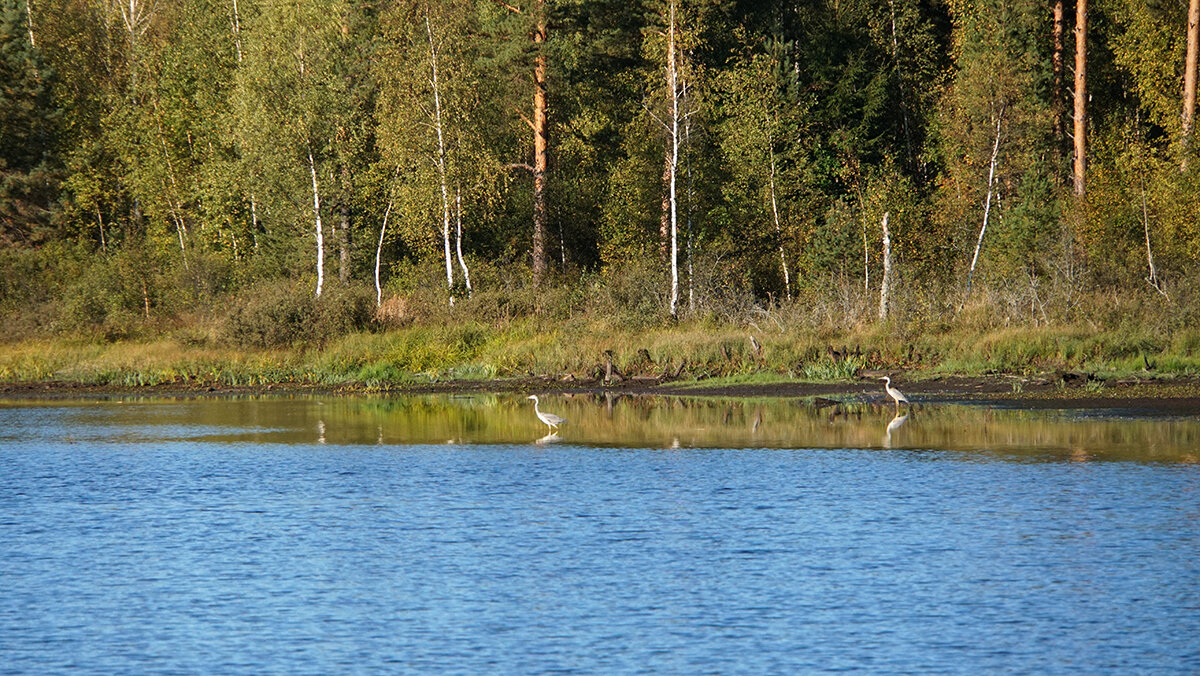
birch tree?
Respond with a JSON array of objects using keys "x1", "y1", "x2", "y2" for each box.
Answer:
[
  {"x1": 939, "y1": 0, "x2": 1056, "y2": 287},
  {"x1": 879, "y1": 212, "x2": 892, "y2": 319},
  {"x1": 966, "y1": 107, "x2": 1004, "y2": 296},
  {"x1": 236, "y1": 0, "x2": 351, "y2": 298},
  {"x1": 715, "y1": 50, "x2": 808, "y2": 303},
  {"x1": 644, "y1": 0, "x2": 693, "y2": 317},
  {"x1": 664, "y1": 0, "x2": 681, "y2": 316},
  {"x1": 427, "y1": 14, "x2": 455, "y2": 299},
  {"x1": 378, "y1": 0, "x2": 494, "y2": 302}
]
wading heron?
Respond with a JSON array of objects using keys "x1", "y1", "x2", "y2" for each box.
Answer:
[
  {"x1": 527, "y1": 395, "x2": 567, "y2": 432},
  {"x1": 879, "y1": 376, "x2": 909, "y2": 409}
]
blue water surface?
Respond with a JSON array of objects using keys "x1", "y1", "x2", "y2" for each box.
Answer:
[{"x1": 1, "y1": 400, "x2": 1198, "y2": 674}]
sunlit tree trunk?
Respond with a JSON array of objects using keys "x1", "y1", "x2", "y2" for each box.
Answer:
[
  {"x1": 967, "y1": 109, "x2": 1003, "y2": 297},
  {"x1": 375, "y1": 197, "x2": 393, "y2": 307},
  {"x1": 659, "y1": 152, "x2": 671, "y2": 261},
  {"x1": 495, "y1": 0, "x2": 549, "y2": 285},
  {"x1": 666, "y1": 0, "x2": 680, "y2": 318},
  {"x1": 24, "y1": 0, "x2": 35, "y2": 46},
  {"x1": 531, "y1": 4, "x2": 548, "y2": 287},
  {"x1": 879, "y1": 212, "x2": 891, "y2": 320},
  {"x1": 426, "y1": 16, "x2": 455, "y2": 302},
  {"x1": 230, "y1": 0, "x2": 243, "y2": 63},
  {"x1": 767, "y1": 126, "x2": 790, "y2": 301},
  {"x1": 1183, "y1": 0, "x2": 1199, "y2": 168},
  {"x1": 374, "y1": 167, "x2": 400, "y2": 307},
  {"x1": 1140, "y1": 175, "x2": 1164, "y2": 295},
  {"x1": 309, "y1": 150, "x2": 325, "y2": 299},
  {"x1": 1052, "y1": 0, "x2": 1065, "y2": 163},
  {"x1": 455, "y1": 186, "x2": 472, "y2": 298},
  {"x1": 1073, "y1": 0, "x2": 1087, "y2": 196}
]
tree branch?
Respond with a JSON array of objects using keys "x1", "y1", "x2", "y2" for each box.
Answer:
[
  {"x1": 515, "y1": 108, "x2": 536, "y2": 132},
  {"x1": 641, "y1": 102, "x2": 669, "y2": 132}
]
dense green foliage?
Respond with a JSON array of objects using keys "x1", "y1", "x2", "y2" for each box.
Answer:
[{"x1": 1, "y1": 0, "x2": 1198, "y2": 357}]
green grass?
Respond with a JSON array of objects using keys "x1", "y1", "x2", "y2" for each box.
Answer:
[{"x1": 2, "y1": 316, "x2": 1199, "y2": 390}]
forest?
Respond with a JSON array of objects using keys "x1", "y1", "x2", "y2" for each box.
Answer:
[{"x1": 1, "y1": 0, "x2": 1199, "y2": 385}]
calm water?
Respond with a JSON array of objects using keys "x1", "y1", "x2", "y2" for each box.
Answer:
[{"x1": 1, "y1": 394, "x2": 1198, "y2": 674}]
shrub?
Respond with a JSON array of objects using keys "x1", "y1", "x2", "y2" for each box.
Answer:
[
  {"x1": 223, "y1": 279, "x2": 374, "y2": 347},
  {"x1": 57, "y1": 248, "x2": 165, "y2": 340}
]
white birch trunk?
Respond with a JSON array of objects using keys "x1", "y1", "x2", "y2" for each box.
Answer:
[
  {"x1": 230, "y1": 0, "x2": 243, "y2": 63},
  {"x1": 426, "y1": 16, "x2": 455, "y2": 302},
  {"x1": 24, "y1": 0, "x2": 35, "y2": 47},
  {"x1": 1140, "y1": 178, "x2": 1166, "y2": 297},
  {"x1": 862, "y1": 216, "x2": 870, "y2": 292},
  {"x1": 309, "y1": 150, "x2": 325, "y2": 299},
  {"x1": 966, "y1": 109, "x2": 1003, "y2": 296},
  {"x1": 249, "y1": 193, "x2": 259, "y2": 250},
  {"x1": 163, "y1": 178, "x2": 189, "y2": 270},
  {"x1": 455, "y1": 187, "x2": 472, "y2": 299},
  {"x1": 879, "y1": 212, "x2": 892, "y2": 320},
  {"x1": 375, "y1": 197, "x2": 394, "y2": 307},
  {"x1": 767, "y1": 131, "x2": 791, "y2": 301},
  {"x1": 95, "y1": 205, "x2": 107, "y2": 252}
]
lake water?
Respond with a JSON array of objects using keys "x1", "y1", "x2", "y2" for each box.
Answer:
[{"x1": 1, "y1": 394, "x2": 1198, "y2": 674}]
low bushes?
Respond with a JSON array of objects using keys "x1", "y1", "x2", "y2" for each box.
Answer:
[{"x1": 223, "y1": 280, "x2": 375, "y2": 348}]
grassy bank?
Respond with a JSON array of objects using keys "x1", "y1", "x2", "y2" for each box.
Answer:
[{"x1": 4, "y1": 317, "x2": 1199, "y2": 391}]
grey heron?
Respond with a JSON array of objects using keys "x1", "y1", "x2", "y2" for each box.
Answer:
[
  {"x1": 879, "y1": 376, "x2": 909, "y2": 409},
  {"x1": 527, "y1": 395, "x2": 567, "y2": 431}
]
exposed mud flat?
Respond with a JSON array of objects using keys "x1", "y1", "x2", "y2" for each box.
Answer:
[{"x1": 3, "y1": 373, "x2": 1199, "y2": 415}]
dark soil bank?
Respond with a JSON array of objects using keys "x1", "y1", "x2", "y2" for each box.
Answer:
[{"x1": 3, "y1": 373, "x2": 1200, "y2": 414}]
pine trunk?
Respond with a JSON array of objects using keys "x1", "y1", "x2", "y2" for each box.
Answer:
[
  {"x1": 531, "y1": 9, "x2": 548, "y2": 287},
  {"x1": 1183, "y1": 0, "x2": 1199, "y2": 167},
  {"x1": 1073, "y1": 0, "x2": 1087, "y2": 196},
  {"x1": 1052, "y1": 0, "x2": 1065, "y2": 159},
  {"x1": 667, "y1": 0, "x2": 680, "y2": 318}
]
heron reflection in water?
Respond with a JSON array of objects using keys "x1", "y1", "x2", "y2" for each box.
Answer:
[{"x1": 884, "y1": 412, "x2": 909, "y2": 448}]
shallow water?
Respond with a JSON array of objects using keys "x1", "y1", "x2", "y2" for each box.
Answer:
[{"x1": 1, "y1": 395, "x2": 1198, "y2": 673}]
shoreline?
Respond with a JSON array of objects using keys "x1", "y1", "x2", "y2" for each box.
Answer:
[{"x1": 4, "y1": 373, "x2": 1200, "y2": 414}]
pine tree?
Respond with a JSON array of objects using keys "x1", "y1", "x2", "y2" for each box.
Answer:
[{"x1": 0, "y1": 0, "x2": 60, "y2": 245}]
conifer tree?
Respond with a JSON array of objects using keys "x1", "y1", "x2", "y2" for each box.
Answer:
[{"x1": 0, "y1": 0, "x2": 60, "y2": 245}]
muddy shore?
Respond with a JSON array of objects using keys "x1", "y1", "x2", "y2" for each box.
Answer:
[{"x1": 4, "y1": 373, "x2": 1200, "y2": 414}]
